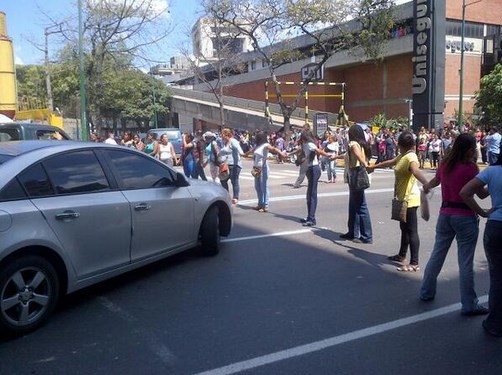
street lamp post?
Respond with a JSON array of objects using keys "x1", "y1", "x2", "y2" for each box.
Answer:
[
  {"x1": 458, "y1": 0, "x2": 483, "y2": 129},
  {"x1": 78, "y1": 0, "x2": 88, "y2": 141}
]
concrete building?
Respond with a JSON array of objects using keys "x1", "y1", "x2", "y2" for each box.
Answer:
[
  {"x1": 191, "y1": 16, "x2": 253, "y2": 63},
  {"x1": 178, "y1": 0, "x2": 502, "y2": 131}
]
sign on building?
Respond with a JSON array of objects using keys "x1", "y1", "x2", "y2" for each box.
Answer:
[
  {"x1": 314, "y1": 113, "x2": 329, "y2": 138},
  {"x1": 301, "y1": 63, "x2": 324, "y2": 82}
]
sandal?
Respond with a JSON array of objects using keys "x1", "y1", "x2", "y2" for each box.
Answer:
[
  {"x1": 397, "y1": 264, "x2": 420, "y2": 272},
  {"x1": 388, "y1": 254, "x2": 405, "y2": 262}
]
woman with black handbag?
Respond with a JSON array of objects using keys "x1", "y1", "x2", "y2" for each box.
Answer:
[
  {"x1": 368, "y1": 130, "x2": 428, "y2": 271},
  {"x1": 339, "y1": 125, "x2": 373, "y2": 244}
]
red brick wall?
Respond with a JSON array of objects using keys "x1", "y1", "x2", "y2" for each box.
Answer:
[{"x1": 447, "y1": 0, "x2": 502, "y2": 24}]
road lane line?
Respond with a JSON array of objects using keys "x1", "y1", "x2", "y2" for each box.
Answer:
[
  {"x1": 238, "y1": 188, "x2": 393, "y2": 206},
  {"x1": 194, "y1": 295, "x2": 488, "y2": 375},
  {"x1": 222, "y1": 228, "x2": 326, "y2": 243}
]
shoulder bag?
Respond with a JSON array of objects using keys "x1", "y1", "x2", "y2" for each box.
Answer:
[
  {"x1": 347, "y1": 145, "x2": 370, "y2": 190},
  {"x1": 391, "y1": 181, "x2": 409, "y2": 222}
]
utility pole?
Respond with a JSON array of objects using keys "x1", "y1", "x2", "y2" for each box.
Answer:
[
  {"x1": 44, "y1": 24, "x2": 65, "y2": 112},
  {"x1": 78, "y1": 0, "x2": 88, "y2": 140},
  {"x1": 458, "y1": 0, "x2": 483, "y2": 128}
]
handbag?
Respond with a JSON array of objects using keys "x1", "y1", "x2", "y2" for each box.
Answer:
[
  {"x1": 295, "y1": 149, "x2": 306, "y2": 166},
  {"x1": 219, "y1": 163, "x2": 230, "y2": 181},
  {"x1": 251, "y1": 166, "x2": 262, "y2": 177},
  {"x1": 391, "y1": 197, "x2": 408, "y2": 222},
  {"x1": 391, "y1": 180, "x2": 409, "y2": 222},
  {"x1": 348, "y1": 166, "x2": 370, "y2": 190}
]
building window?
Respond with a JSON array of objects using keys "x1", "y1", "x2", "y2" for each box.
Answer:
[
  {"x1": 446, "y1": 20, "x2": 484, "y2": 38},
  {"x1": 251, "y1": 61, "x2": 256, "y2": 70}
]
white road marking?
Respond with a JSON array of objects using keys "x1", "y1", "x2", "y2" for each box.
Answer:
[
  {"x1": 238, "y1": 188, "x2": 394, "y2": 206},
  {"x1": 222, "y1": 228, "x2": 326, "y2": 243},
  {"x1": 194, "y1": 295, "x2": 488, "y2": 375},
  {"x1": 97, "y1": 296, "x2": 177, "y2": 365}
]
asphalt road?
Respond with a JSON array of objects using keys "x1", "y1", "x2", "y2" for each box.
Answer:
[{"x1": 1, "y1": 159, "x2": 500, "y2": 375}]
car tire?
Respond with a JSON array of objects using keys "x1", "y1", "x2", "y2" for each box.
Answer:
[
  {"x1": 0, "y1": 256, "x2": 60, "y2": 335},
  {"x1": 200, "y1": 206, "x2": 220, "y2": 256}
]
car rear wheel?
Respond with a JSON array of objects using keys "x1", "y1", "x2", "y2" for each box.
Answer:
[
  {"x1": 0, "y1": 256, "x2": 60, "y2": 335},
  {"x1": 200, "y1": 206, "x2": 221, "y2": 256}
]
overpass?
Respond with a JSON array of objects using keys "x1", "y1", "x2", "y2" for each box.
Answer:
[{"x1": 169, "y1": 86, "x2": 339, "y2": 133}]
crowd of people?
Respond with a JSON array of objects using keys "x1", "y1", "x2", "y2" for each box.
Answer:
[{"x1": 92, "y1": 123, "x2": 501, "y2": 337}]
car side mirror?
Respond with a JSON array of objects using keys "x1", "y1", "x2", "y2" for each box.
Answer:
[{"x1": 175, "y1": 172, "x2": 190, "y2": 187}]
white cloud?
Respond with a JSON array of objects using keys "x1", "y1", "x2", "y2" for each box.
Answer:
[{"x1": 14, "y1": 55, "x2": 24, "y2": 65}]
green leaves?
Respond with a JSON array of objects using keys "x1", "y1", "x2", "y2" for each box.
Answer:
[{"x1": 475, "y1": 64, "x2": 502, "y2": 126}]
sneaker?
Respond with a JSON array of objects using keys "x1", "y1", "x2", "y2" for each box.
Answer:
[
  {"x1": 302, "y1": 220, "x2": 316, "y2": 227},
  {"x1": 462, "y1": 306, "x2": 489, "y2": 316},
  {"x1": 353, "y1": 238, "x2": 373, "y2": 244},
  {"x1": 300, "y1": 218, "x2": 308, "y2": 223},
  {"x1": 339, "y1": 233, "x2": 354, "y2": 240}
]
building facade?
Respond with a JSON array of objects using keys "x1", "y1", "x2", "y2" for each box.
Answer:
[{"x1": 188, "y1": 0, "x2": 502, "y2": 131}]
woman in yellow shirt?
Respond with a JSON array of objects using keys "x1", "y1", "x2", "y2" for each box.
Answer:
[{"x1": 368, "y1": 130, "x2": 428, "y2": 271}]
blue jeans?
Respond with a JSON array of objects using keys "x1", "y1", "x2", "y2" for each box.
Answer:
[
  {"x1": 347, "y1": 188, "x2": 372, "y2": 242},
  {"x1": 483, "y1": 220, "x2": 502, "y2": 335},
  {"x1": 254, "y1": 167, "x2": 269, "y2": 208},
  {"x1": 306, "y1": 165, "x2": 321, "y2": 221},
  {"x1": 220, "y1": 165, "x2": 241, "y2": 200},
  {"x1": 183, "y1": 154, "x2": 196, "y2": 178},
  {"x1": 488, "y1": 151, "x2": 500, "y2": 165},
  {"x1": 420, "y1": 214, "x2": 480, "y2": 312}
]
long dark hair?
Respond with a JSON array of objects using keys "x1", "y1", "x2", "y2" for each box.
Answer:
[
  {"x1": 255, "y1": 131, "x2": 268, "y2": 146},
  {"x1": 300, "y1": 129, "x2": 316, "y2": 144},
  {"x1": 441, "y1": 133, "x2": 476, "y2": 175},
  {"x1": 348, "y1": 125, "x2": 371, "y2": 159}
]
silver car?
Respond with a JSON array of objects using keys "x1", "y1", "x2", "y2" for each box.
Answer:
[{"x1": 0, "y1": 141, "x2": 232, "y2": 335}]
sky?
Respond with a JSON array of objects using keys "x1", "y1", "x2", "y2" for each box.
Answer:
[
  {"x1": 0, "y1": 0, "x2": 203, "y2": 67},
  {"x1": 1, "y1": 0, "x2": 411, "y2": 67}
]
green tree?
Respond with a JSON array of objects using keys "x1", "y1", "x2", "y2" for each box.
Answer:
[
  {"x1": 204, "y1": 0, "x2": 395, "y2": 137},
  {"x1": 15, "y1": 65, "x2": 47, "y2": 109},
  {"x1": 475, "y1": 63, "x2": 502, "y2": 126}
]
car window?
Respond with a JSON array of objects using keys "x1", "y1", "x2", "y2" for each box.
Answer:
[
  {"x1": 43, "y1": 150, "x2": 111, "y2": 194},
  {"x1": 165, "y1": 131, "x2": 181, "y2": 140},
  {"x1": 18, "y1": 163, "x2": 55, "y2": 197},
  {"x1": 0, "y1": 128, "x2": 20, "y2": 141},
  {"x1": 104, "y1": 149, "x2": 176, "y2": 189},
  {"x1": 0, "y1": 178, "x2": 27, "y2": 201},
  {"x1": 36, "y1": 129, "x2": 67, "y2": 140}
]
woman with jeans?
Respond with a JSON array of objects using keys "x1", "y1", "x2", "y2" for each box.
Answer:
[
  {"x1": 420, "y1": 134, "x2": 488, "y2": 316},
  {"x1": 368, "y1": 130, "x2": 428, "y2": 270},
  {"x1": 460, "y1": 152, "x2": 502, "y2": 337},
  {"x1": 220, "y1": 128, "x2": 245, "y2": 204},
  {"x1": 339, "y1": 125, "x2": 373, "y2": 244},
  {"x1": 298, "y1": 129, "x2": 334, "y2": 226},
  {"x1": 250, "y1": 132, "x2": 287, "y2": 212}
]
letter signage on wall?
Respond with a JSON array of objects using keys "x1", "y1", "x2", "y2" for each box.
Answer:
[{"x1": 412, "y1": 0, "x2": 445, "y2": 132}]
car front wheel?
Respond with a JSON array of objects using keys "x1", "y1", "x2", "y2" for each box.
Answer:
[
  {"x1": 0, "y1": 256, "x2": 60, "y2": 335},
  {"x1": 200, "y1": 206, "x2": 221, "y2": 256}
]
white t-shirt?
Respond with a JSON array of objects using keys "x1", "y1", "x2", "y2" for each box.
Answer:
[
  {"x1": 303, "y1": 142, "x2": 319, "y2": 166},
  {"x1": 253, "y1": 143, "x2": 269, "y2": 170},
  {"x1": 159, "y1": 142, "x2": 173, "y2": 160},
  {"x1": 477, "y1": 166, "x2": 502, "y2": 222},
  {"x1": 104, "y1": 137, "x2": 117, "y2": 145}
]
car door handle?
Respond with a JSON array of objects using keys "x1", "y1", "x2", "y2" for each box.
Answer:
[
  {"x1": 55, "y1": 211, "x2": 80, "y2": 220},
  {"x1": 134, "y1": 203, "x2": 152, "y2": 211}
]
